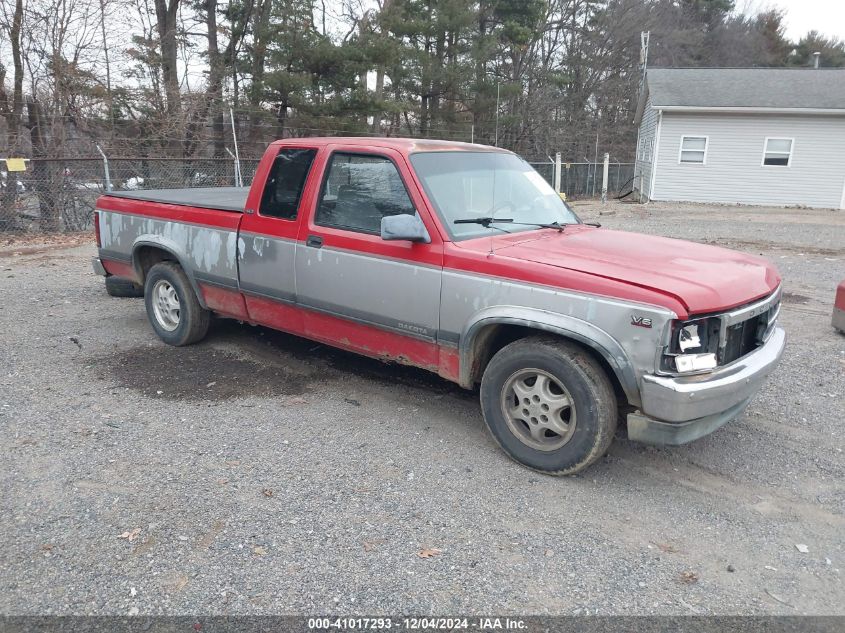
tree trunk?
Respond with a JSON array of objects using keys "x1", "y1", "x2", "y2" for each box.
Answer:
[
  {"x1": 249, "y1": 0, "x2": 272, "y2": 143},
  {"x1": 28, "y1": 97, "x2": 60, "y2": 232},
  {"x1": 205, "y1": 0, "x2": 225, "y2": 158},
  {"x1": 0, "y1": 0, "x2": 25, "y2": 231},
  {"x1": 154, "y1": 0, "x2": 181, "y2": 117}
]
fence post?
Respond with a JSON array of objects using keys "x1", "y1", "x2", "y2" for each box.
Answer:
[
  {"x1": 229, "y1": 108, "x2": 243, "y2": 187},
  {"x1": 553, "y1": 152, "x2": 562, "y2": 193},
  {"x1": 601, "y1": 153, "x2": 609, "y2": 203},
  {"x1": 96, "y1": 145, "x2": 112, "y2": 192},
  {"x1": 226, "y1": 148, "x2": 240, "y2": 187}
]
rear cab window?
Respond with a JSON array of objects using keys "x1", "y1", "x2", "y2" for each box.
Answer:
[{"x1": 259, "y1": 148, "x2": 317, "y2": 219}]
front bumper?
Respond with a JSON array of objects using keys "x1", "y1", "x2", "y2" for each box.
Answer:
[
  {"x1": 628, "y1": 326, "x2": 786, "y2": 445},
  {"x1": 92, "y1": 257, "x2": 108, "y2": 276},
  {"x1": 834, "y1": 307, "x2": 845, "y2": 334}
]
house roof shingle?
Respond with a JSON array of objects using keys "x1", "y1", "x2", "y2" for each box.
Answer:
[{"x1": 645, "y1": 67, "x2": 845, "y2": 110}]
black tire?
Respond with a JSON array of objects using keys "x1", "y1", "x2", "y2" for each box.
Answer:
[
  {"x1": 105, "y1": 276, "x2": 144, "y2": 298},
  {"x1": 479, "y1": 337, "x2": 617, "y2": 475},
  {"x1": 143, "y1": 261, "x2": 210, "y2": 346}
]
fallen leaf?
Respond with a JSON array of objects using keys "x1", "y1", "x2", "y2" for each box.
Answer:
[
  {"x1": 118, "y1": 528, "x2": 142, "y2": 542},
  {"x1": 654, "y1": 542, "x2": 678, "y2": 553},
  {"x1": 284, "y1": 396, "x2": 308, "y2": 405},
  {"x1": 262, "y1": 488, "x2": 273, "y2": 498},
  {"x1": 162, "y1": 571, "x2": 189, "y2": 593},
  {"x1": 253, "y1": 546, "x2": 267, "y2": 556},
  {"x1": 216, "y1": 478, "x2": 228, "y2": 485},
  {"x1": 680, "y1": 570, "x2": 698, "y2": 584},
  {"x1": 363, "y1": 538, "x2": 384, "y2": 552},
  {"x1": 40, "y1": 544, "x2": 54, "y2": 551},
  {"x1": 417, "y1": 547, "x2": 442, "y2": 559}
]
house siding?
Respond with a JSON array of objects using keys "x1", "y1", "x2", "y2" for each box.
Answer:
[
  {"x1": 635, "y1": 97, "x2": 659, "y2": 198},
  {"x1": 650, "y1": 112, "x2": 845, "y2": 208}
]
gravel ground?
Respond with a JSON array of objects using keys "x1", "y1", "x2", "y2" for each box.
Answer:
[{"x1": 0, "y1": 202, "x2": 843, "y2": 616}]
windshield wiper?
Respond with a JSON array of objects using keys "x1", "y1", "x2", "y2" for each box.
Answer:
[{"x1": 453, "y1": 218, "x2": 567, "y2": 232}]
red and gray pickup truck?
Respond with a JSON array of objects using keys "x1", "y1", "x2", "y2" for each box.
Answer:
[{"x1": 93, "y1": 138, "x2": 785, "y2": 475}]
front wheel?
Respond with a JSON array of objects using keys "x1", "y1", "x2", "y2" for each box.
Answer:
[
  {"x1": 143, "y1": 262, "x2": 210, "y2": 346},
  {"x1": 479, "y1": 337, "x2": 617, "y2": 475}
]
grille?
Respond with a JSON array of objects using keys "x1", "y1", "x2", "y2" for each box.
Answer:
[{"x1": 720, "y1": 299, "x2": 780, "y2": 365}]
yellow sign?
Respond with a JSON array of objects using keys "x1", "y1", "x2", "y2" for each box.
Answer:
[{"x1": 5, "y1": 158, "x2": 27, "y2": 172}]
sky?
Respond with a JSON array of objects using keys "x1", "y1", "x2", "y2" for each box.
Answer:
[{"x1": 762, "y1": 0, "x2": 845, "y2": 41}]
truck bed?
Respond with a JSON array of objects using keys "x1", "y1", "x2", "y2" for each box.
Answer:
[{"x1": 104, "y1": 187, "x2": 249, "y2": 212}]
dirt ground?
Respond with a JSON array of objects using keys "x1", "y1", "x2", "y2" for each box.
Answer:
[{"x1": 0, "y1": 201, "x2": 843, "y2": 616}]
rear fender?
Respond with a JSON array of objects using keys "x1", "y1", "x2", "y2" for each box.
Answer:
[{"x1": 131, "y1": 237, "x2": 209, "y2": 310}]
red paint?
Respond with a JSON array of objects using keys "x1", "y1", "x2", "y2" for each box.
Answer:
[
  {"x1": 835, "y1": 280, "x2": 845, "y2": 312},
  {"x1": 101, "y1": 258, "x2": 135, "y2": 280},
  {"x1": 241, "y1": 295, "x2": 304, "y2": 334},
  {"x1": 94, "y1": 211, "x2": 102, "y2": 247},
  {"x1": 447, "y1": 227, "x2": 780, "y2": 319},
  {"x1": 96, "y1": 196, "x2": 241, "y2": 231},
  {"x1": 97, "y1": 137, "x2": 783, "y2": 382},
  {"x1": 235, "y1": 293, "x2": 455, "y2": 379},
  {"x1": 437, "y1": 346, "x2": 461, "y2": 383},
  {"x1": 198, "y1": 284, "x2": 249, "y2": 320}
]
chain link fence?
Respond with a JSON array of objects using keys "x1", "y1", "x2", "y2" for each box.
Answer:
[
  {"x1": 2, "y1": 156, "x2": 633, "y2": 232},
  {"x1": 1, "y1": 157, "x2": 261, "y2": 232},
  {"x1": 529, "y1": 161, "x2": 635, "y2": 199}
]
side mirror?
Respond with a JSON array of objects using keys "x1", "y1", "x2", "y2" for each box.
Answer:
[{"x1": 380, "y1": 214, "x2": 431, "y2": 243}]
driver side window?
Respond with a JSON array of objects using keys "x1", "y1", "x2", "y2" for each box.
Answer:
[{"x1": 315, "y1": 153, "x2": 416, "y2": 234}]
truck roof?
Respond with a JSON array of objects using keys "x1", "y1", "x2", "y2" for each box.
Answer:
[{"x1": 269, "y1": 137, "x2": 510, "y2": 154}]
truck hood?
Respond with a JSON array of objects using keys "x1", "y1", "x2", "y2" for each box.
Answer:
[{"x1": 479, "y1": 227, "x2": 780, "y2": 314}]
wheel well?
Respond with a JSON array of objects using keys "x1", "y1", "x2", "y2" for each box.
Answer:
[
  {"x1": 468, "y1": 324, "x2": 628, "y2": 406},
  {"x1": 133, "y1": 245, "x2": 179, "y2": 284}
]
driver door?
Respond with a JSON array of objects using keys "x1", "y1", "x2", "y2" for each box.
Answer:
[{"x1": 294, "y1": 145, "x2": 444, "y2": 366}]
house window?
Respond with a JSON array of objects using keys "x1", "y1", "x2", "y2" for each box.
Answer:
[
  {"x1": 763, "y1": 138, "x2": 793, "y2": 166},
  {"x1": 679, "y1": 136, "x2": 707, "y2": 164}
]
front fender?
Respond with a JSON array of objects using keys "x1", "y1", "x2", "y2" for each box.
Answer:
[{"x1": 459, "y1": 306, "x2": 641, "y2": 406}]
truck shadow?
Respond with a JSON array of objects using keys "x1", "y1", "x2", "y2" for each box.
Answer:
[{"x1": 95, "y1": 317, "x2": 472, "y2": 404}]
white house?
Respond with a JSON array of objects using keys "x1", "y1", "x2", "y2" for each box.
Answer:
[{"x1": 633, "y1": 68, "x2": 845, "y2": 209}]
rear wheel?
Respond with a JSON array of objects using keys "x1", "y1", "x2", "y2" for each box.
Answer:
[
  {"x1": 143, "y1": 262, "x2": 210, "y2": 346},
  {"x1": 105, "y1": 276, "x2": 144, "y2": 298},
  {"x1": 480, "y1": 337, "x2": 617, "y2": 475}
]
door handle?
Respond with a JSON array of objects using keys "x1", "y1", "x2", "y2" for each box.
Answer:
[{"x1": 306, "y1": 235, "x2": 323, "y2": 248}]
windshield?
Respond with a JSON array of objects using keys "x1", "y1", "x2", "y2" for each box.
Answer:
[{"x1": 410, "y1": 151, "x2": 580, "y2": 240}]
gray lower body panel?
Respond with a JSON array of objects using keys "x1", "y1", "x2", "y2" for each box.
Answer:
[
  {"x1": 92, "y1": 257, "x2": 108, "y2": 276},
  {"x1": 627, "y1": 398, "x2": 751, "y2": 445},
  {"x1": 833, "y1": 307, "x2": 845, "y2": 333}
]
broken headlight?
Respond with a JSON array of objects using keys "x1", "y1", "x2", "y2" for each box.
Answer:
[{"x1": 662, "y1": 317, "x2": 721, "y2": 374}]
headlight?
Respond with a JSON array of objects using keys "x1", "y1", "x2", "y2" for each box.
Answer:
[
  {"x1": 678, "y1": 323, "x2": 701, "y2": 351},
  {"x1": 663, "y1": 317, "x2": 721, "y2": 374},
  {"x1": 674, "y1": 353, "x2": 717, "y2": 373}
]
